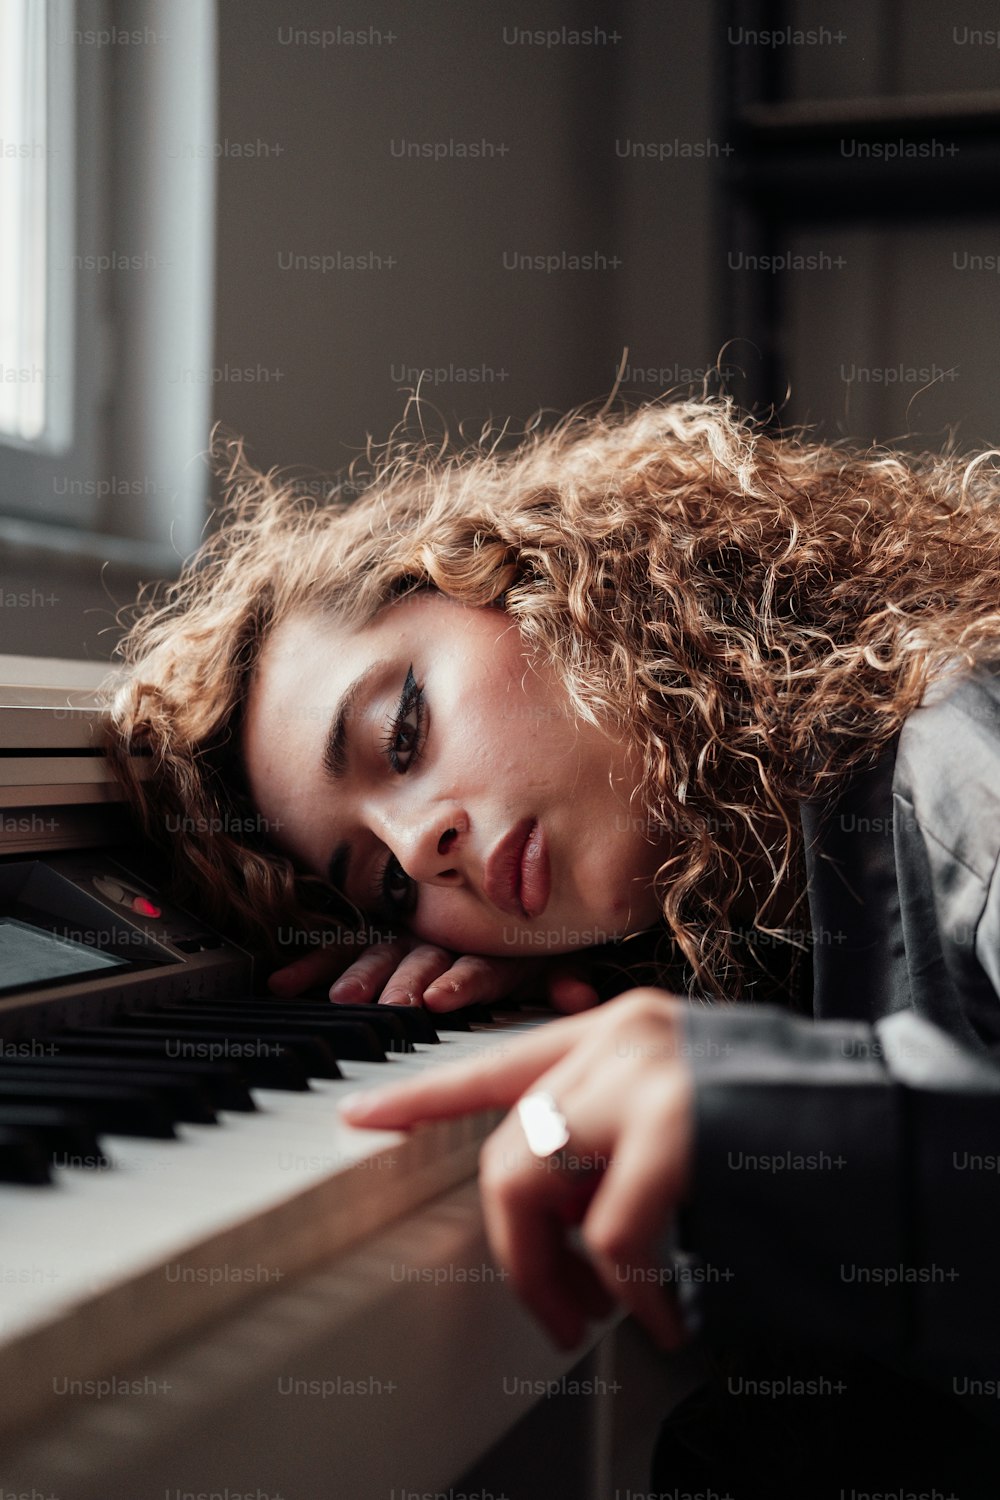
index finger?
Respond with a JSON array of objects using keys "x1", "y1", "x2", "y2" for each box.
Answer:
[{"x1": 337, "y1": 1009, "x2": 593, "y2": 1128}]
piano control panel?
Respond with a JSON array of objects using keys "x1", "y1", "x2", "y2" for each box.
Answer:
[{"x1": 0, "y1": 847, "x2": 254, "y2": 1034}]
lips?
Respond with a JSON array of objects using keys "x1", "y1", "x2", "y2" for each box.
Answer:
[
  {"x1": 483, "y1": 817, "x2": 550, "y2": 920},
  {"x1": 518, "y1": 820, "x2": 550, "y2": 919}
]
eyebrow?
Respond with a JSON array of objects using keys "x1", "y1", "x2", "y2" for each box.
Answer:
[{"x1": 321, "y1": 657, "x2": 388, "y2": 897}]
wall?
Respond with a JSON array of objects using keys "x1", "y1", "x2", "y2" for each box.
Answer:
[
  {"x1": 0, "y1": 2, "x2": 717, "y2": 657},
  {"x1": 209, "y1": 0, "x2": 718, "y2": 483}
]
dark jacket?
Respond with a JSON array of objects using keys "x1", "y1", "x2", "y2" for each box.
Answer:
[{"x1": 675, "y1": 658, "x2": 1000, "y2": 1401}]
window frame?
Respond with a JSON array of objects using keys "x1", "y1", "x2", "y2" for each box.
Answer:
[{"x1": 0, "y1": 0, "x2": 217, "y2": 571}]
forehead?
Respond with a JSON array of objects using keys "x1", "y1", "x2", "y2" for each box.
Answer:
[
  {"x1": 250, "y1": 610, "x2": 351, "y2": 732},
  {"x1": 246, "y1": 593, "x2": 488, "y2": 729},
  {"x1": 240, "y1": 611, "x2": 351, "y2": 848}
]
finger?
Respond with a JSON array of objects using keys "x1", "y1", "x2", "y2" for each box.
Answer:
[
  {"x1": 559, "y1": 1246, "x2": 617, "y2": 1323},
  {"x1": 377, "y1": 946, "x2": 456, "y2": 1007},
  {"x1": 580, "y1": 1108, "x2": 691, "y2": 1351},
  {"x1": 546, "y1": 970, "x2": 600, "y2": 1014},
  {"x1": 479, "y1": 1125, "x2": 600, "y2": 1350},
  {"x1": 338, "y1": 1009, "x2": 595, "y2": 1126},
  {"x1": 267, "y1": 948, "x2": 343, "y2": 998},
  {"x1": 422, "y1": 955, "x2": 539, "y2": 1012},
  {"x1": 327, "y1": 940, "x2": 417, "y2": 1004}
]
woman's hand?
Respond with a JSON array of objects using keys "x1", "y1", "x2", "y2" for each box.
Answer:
[
  {"x1": 267, "y1": 934, "x2": 601, "y2": 1014},
  {"x1": 338, "y1": 988, "x2": 694, "y2": 1353}
]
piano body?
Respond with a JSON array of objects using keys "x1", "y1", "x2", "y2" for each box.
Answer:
[{"x1": 0, "y1": 655, "x2": 690, "y2": 1499}]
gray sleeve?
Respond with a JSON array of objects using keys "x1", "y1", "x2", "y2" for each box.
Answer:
[{"x1": 672, "y1": 1004, "x2": 1000, "y2": 1375}]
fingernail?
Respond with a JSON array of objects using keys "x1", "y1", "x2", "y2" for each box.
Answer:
[
  {"x1": 424, "y1": 981, "x2": 458, "y2": 1000},
  {"x1": 340, "y1": 1089, "x2": 392, "y2": 1121},
  {"x1": 329, "y1": 979, "x2": 364, "y2": 1002},
  {"x1": 380, "y1": 995, "x2": 417, "y2": 1007},
  {"x1": 338, "y1": 1092, "x2": 369, "y2": 1117}
]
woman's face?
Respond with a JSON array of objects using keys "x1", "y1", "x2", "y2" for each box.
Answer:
[{"x1": 241, "y1": 591, "x2": 667, "y2": 956}]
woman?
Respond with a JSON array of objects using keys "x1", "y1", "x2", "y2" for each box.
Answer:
[{"x1": 108, "y1": 395, "x2": 1000, "y2": 1493}]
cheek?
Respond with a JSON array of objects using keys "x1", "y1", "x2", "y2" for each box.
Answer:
[{"x1": 441, "y1": 687, "x2": 547, "y2": 777}]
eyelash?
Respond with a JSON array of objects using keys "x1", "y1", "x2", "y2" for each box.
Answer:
[
  {"x1": 379, "y1": 665, "x2": 425, "y2": 774},
  {"x1": 377, "y1": 665, "x2": 426, "y2": 914}
]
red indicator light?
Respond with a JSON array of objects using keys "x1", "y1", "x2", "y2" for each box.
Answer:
[{"x1": 131, "y1": 896, "x2": 161, "y2": 919}]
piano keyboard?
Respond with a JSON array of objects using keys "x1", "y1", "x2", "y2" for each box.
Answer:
[{"x1": 0, "y1": 995, "x2": 552, "y2": 1444}]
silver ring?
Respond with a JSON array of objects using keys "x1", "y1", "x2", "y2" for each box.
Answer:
[{"x1": 516, "y1": 1090, "x2": 571, "y2": 1161}]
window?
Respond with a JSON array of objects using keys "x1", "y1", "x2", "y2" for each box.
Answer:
[
  {"x1": 0, "y1": 0, "x2": 217, "y2": 568},
  {"x1": 0, "y1": 0, "x2": 72, "y2": 450}
]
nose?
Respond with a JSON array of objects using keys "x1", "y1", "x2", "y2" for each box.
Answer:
[{"x1": 376, "y1": 806, "x2": 469, "y2": 888}]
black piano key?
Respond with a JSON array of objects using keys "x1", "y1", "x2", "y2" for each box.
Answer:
[
  {"x1": 435, "y1": 1002, "x2": 496, "y2": 1029},
  {"x1": 281, "y1": 1005, "x2": 414, "y2": 1053},
  {"x1": 0, "y1": 1062, "x2": 216, "y2": 1127},
  {"x1": 426, "y1": 1002, "x2": 519, "y2": 1030},
  {"x1": 67, "y1": 1026, "x2": 311, "y2": 1091},
  {"x1": 237, "y1": 995, "x2": 440, "y2": 1046},
  {"x1": 0, "y1": 1081, "x2": 175, "y2": 1139},
  {"x1": 421, "y1": 1011, "x2": 472, "y2": 1031},
  {"x1": 45, "y1": 1036, "x2": 257, "y2": 1112},
  {"x1": 291, "y1": 995, "x2": 487, "y2": 1036},
  {"x1": 268, "y1": 1001, "x2": 429, "y2": 1049},
  {"x1": 321, "y1": 1002, "x2": 440, "y2": 1044},
  {"x1": 0, "y1": 1126, "x2": 51, "y2": 1184},
  {"x1": 130, "y1": 1009, "x2": 382, "y2": 1066},
  {"x1": 157, "y1": 998, "x2": 413, "y2": 1054},
  {"x1": 119, "y1": 1012, "x2": 349, "y2": 1075},
  {"x1": 0, "y1": 1105, "x2": 106, "y2": 1165}
]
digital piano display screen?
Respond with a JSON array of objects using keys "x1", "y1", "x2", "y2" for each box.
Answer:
[{"x1": 0, "y1": 916, "x2": 128, "y2": 992}]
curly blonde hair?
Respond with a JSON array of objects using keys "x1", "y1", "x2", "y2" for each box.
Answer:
[{"x1": 106, "y1": 393, "x2": 1000, "y2": 997}]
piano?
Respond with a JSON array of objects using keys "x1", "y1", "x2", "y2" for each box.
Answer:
[{"x1": 0, "y1": 654, "x2": 693, "y2": 1499}]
